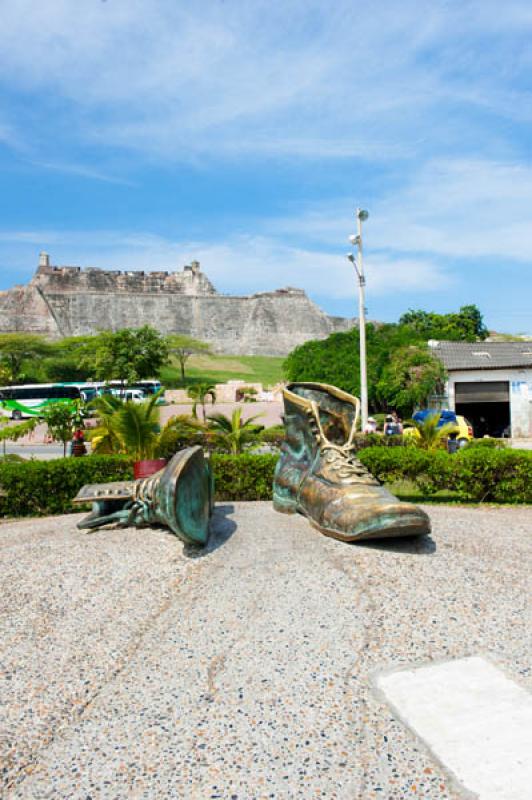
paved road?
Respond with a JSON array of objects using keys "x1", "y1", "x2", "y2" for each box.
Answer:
[
  {"x1": 2, "y1": 443, "x2": 67, "y2": 460},
  {"x1": 0, "y1": 504, "x2": 530, "y2": 798}
]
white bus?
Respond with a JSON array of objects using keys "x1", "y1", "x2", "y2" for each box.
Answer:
[{"x1": 0, "y1": 383, "x2": 97, "y2": 419}]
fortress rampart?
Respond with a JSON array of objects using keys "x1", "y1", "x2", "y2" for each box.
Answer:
[{"x1": 0, "y1": 253, "x2": 354, "y2": 356}]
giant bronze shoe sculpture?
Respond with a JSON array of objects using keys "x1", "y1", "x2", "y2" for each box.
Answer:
[
  {"x1": 73, "y1": 446, "x2": 214, "y2": 546},
  {"x1": 273, "y1": 383, "x2": 430, "y2": 541}
]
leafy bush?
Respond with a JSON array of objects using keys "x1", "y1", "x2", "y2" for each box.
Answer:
[
  {"x1": 0, "y1": 453, "x2": 277, "y2": 516},
  {"x1": 155, "y1": 428, "x2": 214, "y2": 460},
  {"x1": 237, "y1": 386, "x2": 258, "y2": 402},
  {"x1": 1, "y1": 446, "x2": 530, "y2": 519},
  {"x1": 351, "y1": 433, "x2": 406, "y2": 451},
  {"x1": 211, "y1": 454, "x2": 277, "y2": 500},
  {"x1": 0, "y1": 454, "x2": 26, "y2": 463},
  {"x1": 451, "y1": 448, "x2": 531, "y2": 502},
  {"x1": 358, "y1": 446, "x2": 532, "y2": 503},
  {"x1": 0, "y1": 456, "x2": 133, "y2": 517},
  {"x1": 465, "y1": 437, "x2": 507, "y2": 450},
  {"x1": 358, "y1": 447, "x2": 446, "y2": 490},
  {"x1": 259, "y1": 425, "x2": 285, "y2": 447}
]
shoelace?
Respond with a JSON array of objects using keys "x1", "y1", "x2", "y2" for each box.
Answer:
[{"x1": 321, "y1": 442, "x2": 377, "y2": 482}]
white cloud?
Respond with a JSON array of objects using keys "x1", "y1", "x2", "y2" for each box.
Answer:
[
  {"x1": 26, "y1": 159, "x2": 134, "y2": 185},
  {"x1": 373, "y1": 159, "x2": 532, "y2": 263},
  {"x1": 1, "y1": 1, "x2": 531, "y2": 162},
  {"x1": 269, "y1": 158, "x2": 532, "y2": 265},
  {"x1": 0, "y1": 228, "x2": 450, "y2": 300}
]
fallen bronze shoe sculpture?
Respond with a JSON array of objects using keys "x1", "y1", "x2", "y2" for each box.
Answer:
[
  {"x1": 273, "y1": 382, "x2": 430, "y2": 541},
  {"x1": 73, "y1": 446, "x2": 214, "y2": 546}
]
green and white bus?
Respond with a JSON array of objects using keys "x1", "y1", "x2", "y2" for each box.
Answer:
[{"x1": 0, "y1": 383, "x2": 98, "y2": 419}]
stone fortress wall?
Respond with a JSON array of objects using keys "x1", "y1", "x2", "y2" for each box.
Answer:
[{"x1": 0, "y1": 253, "x2": 354, "y2": 356}]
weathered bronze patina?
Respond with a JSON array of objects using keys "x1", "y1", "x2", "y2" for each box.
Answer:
[
  {"x1": 73, "y1": 446, "x2": 214, "y2": 546},
  {"x1": 273, "y1": 382, "x2": 430, "y2": 541}
]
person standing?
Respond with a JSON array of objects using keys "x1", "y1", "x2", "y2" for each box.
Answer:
[
  {"x1": 384, "y1": 414, "x2": 401, "y2": 436},
  {"x1": 364, "y1": 416, "x2": 378, "y2": 434}
]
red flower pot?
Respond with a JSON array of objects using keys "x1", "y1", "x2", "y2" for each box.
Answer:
[{"x1": 133, "y1": 458, "x2": 167, "y2": 479}]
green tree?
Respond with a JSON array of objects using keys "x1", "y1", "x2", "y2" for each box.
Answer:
[
  {"x1": 0, "y1": 334, "x2": 53, "y2": 383},
  {"x1": 0, "y1": 417, "x2": 38, "y2": 456},
  {"x1": 207, "y1": 408, "x2": 263, "y2": 454},
  {"x1": 187, "y1": 382, "x2": 217, "y2": 421},
  {"x1": 458, "y1": 305, "x2": 489, "y2": 340},
  {"x1": 399, "y1": 305, "x2": 488, "y2": 341},
  {"x1": 0, "y1": 362, "x2": 13, "y2": 385},
  {"x1": 283, "y1": 323, "x2": 422, "y2": 409},
  {"x1": 284, "y1": 304, "x2": 488, "y2": 418},
  {"x1": 376, "y1": 345, "x2": 447, "y2": 418},
  {"x1": 43, "y1": 402, "x2": 84, "y2": 457},
  {"x1": 43, "y1": 335, "x2": 102, "y2": 382},
  {"x1": 93, "y1": 326, "x2": 169, "y2": 384},
  {"x1": 167, "y1": 334, "x2": 212, "y2": 382}
]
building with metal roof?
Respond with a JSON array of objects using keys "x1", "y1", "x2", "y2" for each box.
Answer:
[{"x1": 429, "y1": 341, "x2": 532, "y2": 438}]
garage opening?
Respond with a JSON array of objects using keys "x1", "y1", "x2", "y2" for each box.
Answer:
[{"x1": 454, "y1": 381, "x2": 510, "y2": 438}]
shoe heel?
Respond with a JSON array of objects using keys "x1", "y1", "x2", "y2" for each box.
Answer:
[{"x1": 272, "y1": 489, "x2": 298, "y2": 514}]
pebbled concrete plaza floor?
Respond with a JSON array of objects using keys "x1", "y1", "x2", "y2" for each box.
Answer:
[{"x1": 0, "y1": 503, "x2": 530, "y2": 799}]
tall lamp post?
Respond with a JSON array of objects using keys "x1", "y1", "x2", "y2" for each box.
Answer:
[{"x1": 347, "y1": 208, "x2": 369, "y2": 432}]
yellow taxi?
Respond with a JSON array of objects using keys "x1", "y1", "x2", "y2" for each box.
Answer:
[{"x1": 402, "y1": 410, "x2": 474, "y2": 445}]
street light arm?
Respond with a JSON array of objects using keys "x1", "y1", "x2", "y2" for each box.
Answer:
[{"x1": 346, "y1": 253, "x2": 362, "y2": 280}]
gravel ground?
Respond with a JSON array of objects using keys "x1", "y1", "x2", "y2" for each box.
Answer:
[{"x1": 0, "y1": 503, "x2": 530, "y2": 799}]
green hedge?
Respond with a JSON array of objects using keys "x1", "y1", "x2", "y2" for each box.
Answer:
[
  {"x1": 1, "y1": 447, "x2": 530, "y2": 518},
  {"x1": 0, "y1": 453, "x2": 278, "y2": 517},
  {"x1": 358, "y1": 446, "x2": 532, "y2": 503},
  {"x1": 211, "y1": 453, "x2": 278, "y2": 500},
  {"x1": 0, "y1": 456, "x2": 133, "y2": 517}
]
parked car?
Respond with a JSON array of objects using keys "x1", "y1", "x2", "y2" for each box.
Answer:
[
  {"x1": 110, "y1": 388, "x2": 146, "y2": 403},
  {"x1": 453, "y1": 415, "x2": 474, "y2": 445},
  {"x1": 403, "y1": 410, "x2": 474, "y2": 445}
]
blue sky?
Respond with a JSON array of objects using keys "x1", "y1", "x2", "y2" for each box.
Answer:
[{"x1": 0, "y1": 0, "x2": 531, "y2": 334}]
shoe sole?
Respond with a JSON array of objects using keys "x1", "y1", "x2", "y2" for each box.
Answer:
[
  {"x1": 306, "y1": 512, "x2": 430, "y2": 542},
  {"x1": 273, "y1": 492, "x2": 429, "y2": 542}
]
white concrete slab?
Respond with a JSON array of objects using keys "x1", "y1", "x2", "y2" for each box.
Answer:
[{"x1": 377, "y1": 656, "x2": 532, "y2": 800}]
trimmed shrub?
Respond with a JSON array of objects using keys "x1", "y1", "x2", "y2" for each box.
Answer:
[
  {"x1": 464, "y1": 437, "x2": 507, "y2": 450},
  {"x1": 452, "y1": 447, "x2": 532, "y2": 503},
  {"x1": 259, "y1": 426, "x2": 286, "y2": 448},
  {"x1": 211, "y1": 453, "x2": 278, "y2": 501},
  {"x1": 359, "y1": 446, "x2": 532, "y2": 503},
  {"x1": 1, "y1": 447, "x2": 530, "y2": 519},
  {"x1": 156, "y1": 429, "x2": 214, "y2": 460},
  {"x1": 351, "y1": 433, "x2": 406, "y2": 451},
  {"x1": 0, "y1": 454, "x2": 277, "y2": 516},
  {"x1": 0, "y1": 456, "x2": 133, "y2": 517}
]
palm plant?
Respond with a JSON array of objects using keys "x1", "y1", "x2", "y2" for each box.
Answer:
[
  {"x1": 187, "y1": 383, "x2": 216, "y2": 421},
  {"x1": 406, "y1": 412, "x2": 457, "y2": 451},
  {"x1": 86, "y1": 394, "x2": 127, "y2": 455},
  {"x1": 207, "y1": 408, "x2": 263, "y2": 454},
  {"x1": 88, "y1": 392, "x2": 202, "y2": 461}
]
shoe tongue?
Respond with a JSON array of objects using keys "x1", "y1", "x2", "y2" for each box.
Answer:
[{"x1": 317, "y1": 407, "x2": 353, "y2": 446}]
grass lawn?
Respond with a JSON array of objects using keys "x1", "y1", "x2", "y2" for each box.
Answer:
[{"x1": 161, "y1": 354, "x2": 285, "y2": 388}]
